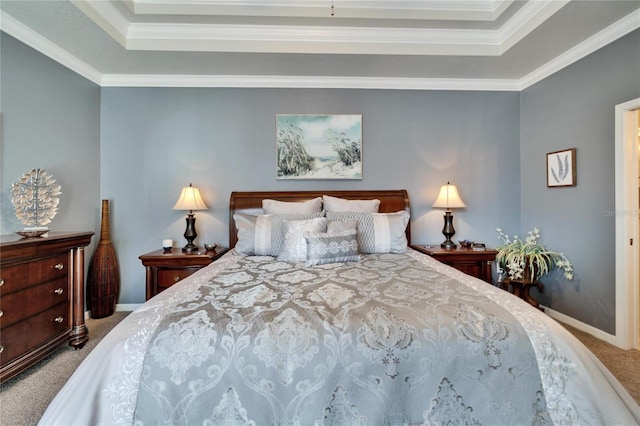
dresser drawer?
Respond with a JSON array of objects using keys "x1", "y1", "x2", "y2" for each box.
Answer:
[
  {"x1": 157, "y1": 268, "x2": 199, "y2": 292},
  {"x1": 1, "y1": 277, "x2": 69, "y2": 329},
  {"x1": 1, "y1": 254, "x2": 68, "y2": 295},
  {"x1": 0, "y1": 303, "x2": 70, "y2": 366}
]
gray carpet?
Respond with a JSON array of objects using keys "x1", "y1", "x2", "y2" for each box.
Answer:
[
  {"x1": 0, "y1": 312, "x2": 638, "y2": 425},
  {"x1": 0, "y1": 312, "x2": 129, "y2": 426}
]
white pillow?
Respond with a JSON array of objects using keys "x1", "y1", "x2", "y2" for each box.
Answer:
[
  {"x1": 325, "y1": 210, "x2": 410, "y2": 253},
  {"x1": 277, "y1": 218, "x2": 327, "y2": 263},
  {"x1": 233, "y1": 212, "x2": 324, "y2": 256},
  {"x1": 304, "y1": 230, "x2": 361, "y2": 266},
  {"x1": 263, "y1": 197, "x2": 323, "y2": 214},
  {"x1": 322, "y1": 195, "x2": 380, "y2": 213}
]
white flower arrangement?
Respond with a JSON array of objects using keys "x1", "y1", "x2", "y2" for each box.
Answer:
[{"x1": 496, "y1": 227, "x2": 573, "y2": 282}]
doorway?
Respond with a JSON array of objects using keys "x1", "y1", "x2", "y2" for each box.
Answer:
[{"x1": 614, "y1": 97, "x2": 640, "y2": 350}]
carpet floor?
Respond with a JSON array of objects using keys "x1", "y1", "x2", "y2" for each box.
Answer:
[{"x1": 0, "y1": 313, "x2": 638, "y2": 425}]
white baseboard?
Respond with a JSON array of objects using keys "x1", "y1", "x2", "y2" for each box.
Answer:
[
  {"x1": 116, "y1": 304, "x2": 141, "y2": 312},
  {"x1": 84, "y1": 304, "x2": 140, "y2": 319},
  {"x1": 543, "y1": 305, "x2": 618, "y2": 346}
]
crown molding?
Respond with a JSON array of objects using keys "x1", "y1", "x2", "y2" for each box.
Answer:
[
  {"x1": 520, "y1": 9, "x2": 640, "y2": 90},
  {"x1": 0, "y1": 11, "x2": 102, "y2": 85},
  {"x1": 74, "y1": 0, "x2": 561, "y2": 56},
  {"x1": 126, "y1": 0, "x2": 513, "y2": 21},
  {"x1": 2, "y1": 8, "x2": 638, "y2": 91},
  {"x1": 100, "y1": 74, "x2": 521, "y2": 91}
]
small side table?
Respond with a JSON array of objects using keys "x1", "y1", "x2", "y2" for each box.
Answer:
[
  {"x1": 139, "y1": 246, "x2": 229, "y2": 300},
  {"x1": 411, "y1": 245, "x2": 497, "y2": 284},
  {"x1": 501, "y1": 278, "x2": 544, "y2": 310}
]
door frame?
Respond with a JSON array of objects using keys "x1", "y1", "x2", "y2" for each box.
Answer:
[{"x1": 614, "y1": 97, "x2": 640, "y2": 350}]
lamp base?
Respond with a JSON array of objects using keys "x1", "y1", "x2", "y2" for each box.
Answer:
[
  {"x1": 182, "y1": 212, "x2": 199, "y2": 253},
  {"x1": 440, "y1": 211, "x2": 457, "y2": 250},
  {"x1": 440, "y1": 239, "x2": 457, "y2": 250},
  {"x1": 182, "y1": 244, "x2": 199, "y2": 253}
]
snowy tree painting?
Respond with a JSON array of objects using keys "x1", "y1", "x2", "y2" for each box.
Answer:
[{"x1": 276, "y1": 114, "x2": 362, "y2": 179}]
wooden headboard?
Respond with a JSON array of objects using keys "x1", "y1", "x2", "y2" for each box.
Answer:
[{"x1": 229, "y1": 190, "x2": 411, "y2": 248}]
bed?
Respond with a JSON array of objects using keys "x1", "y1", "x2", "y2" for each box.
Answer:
[{"x1": 40, "y1": 190, "x2": 639, "y2": 425}]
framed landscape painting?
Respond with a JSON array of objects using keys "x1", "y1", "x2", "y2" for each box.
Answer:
[{"x1": 276, "y1": 114, "x2": 362, "y2": 179}]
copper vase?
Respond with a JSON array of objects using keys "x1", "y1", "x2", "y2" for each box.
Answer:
[{"x1": 88, "y1": 199, "x2": 120, "y2": 318}]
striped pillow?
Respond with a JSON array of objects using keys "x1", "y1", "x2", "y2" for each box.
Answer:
[
  {"x1": 325, "y1": 211, "x2": 409, "y2": 253},
  {"x1": 233, "y1": 212, "x2": 324, "y2": 256}
]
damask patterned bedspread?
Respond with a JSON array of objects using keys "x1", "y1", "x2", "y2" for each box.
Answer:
[
  {"x1": 132, "y1": 252, "x2": 548, "y2": 425},
  {"x1": 39, "y1": 251, "x2": 640, "y2": 426}
]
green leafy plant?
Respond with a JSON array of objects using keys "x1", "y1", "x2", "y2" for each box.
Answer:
[{"x1": 496, "y1": 227, "x2": 573, "y2": 282}]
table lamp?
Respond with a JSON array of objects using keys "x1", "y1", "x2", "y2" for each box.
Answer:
[
  {"x1": 432, "y1": 181, "x2": 466, "y2": 249},
  {"x1": 173, "y1": 183, "x2": 208, "y2": 252}
]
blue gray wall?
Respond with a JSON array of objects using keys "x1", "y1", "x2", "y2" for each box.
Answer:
[
  {"x1": 520, "y1": 29, "x2": 640, "y2": 334},
  {"x1": 0, "y1": 34, "x2": 101, "y2": 252},
  {"x1": 100, "y1": 88, "x2": 520, "y2": 303},
  {"x1": 2, "y1": 28, "x2": 639, "y2": 334}
]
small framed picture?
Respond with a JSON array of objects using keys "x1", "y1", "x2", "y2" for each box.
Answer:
[{"x1": 547, "y1": 148, "x2": 576, "y2": 187}]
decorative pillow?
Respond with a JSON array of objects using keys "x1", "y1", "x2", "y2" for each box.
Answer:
[
  {"x1": 327, "y1": 219, "x2": 358, "y2": 234},
  {"x1": 322, "y1": 195, "x2": 380, "y2": 213},
  {"x1": 233, "y1": 212, "x2": 324, "y2": 256},
  {"x1": 304, "y1": 230, "x2": 361, "y2": 266},
  {"x1": 325, "y1": 210, "x2": 410, "y2": 254},
  {"x1": 277, "y1": 218, "x2": 328, "y2": 263},
  {"x1": 263, "y1": 197, "x2": 323, "y2": 214}
]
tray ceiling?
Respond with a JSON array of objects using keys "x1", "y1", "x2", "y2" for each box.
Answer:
[{"x1": 1, "y1": 0, "x2": 638, "y2": 89}]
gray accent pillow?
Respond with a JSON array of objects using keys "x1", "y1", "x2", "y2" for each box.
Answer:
[
  {"x1": 325, "y1": 211, "x2": 410, "y2": 253},
  {"x1": 322, "y1": 195, "x2": 380, "y2": 213},
  {"x1": 277, "y1": 217, "x2": 328, "y2": 263},
  {"x1": 327, "y1": 219, "x2": 358, "y2": 234},
  {"x1": 304, "y1": 230, "x2": 361, "y2": 266},
  {"x1": 262, "y1": 197, "x2": 323, "y2": 214},
  {"x1": 233, "y1": 212, "x2": 324, "y2": 256}
]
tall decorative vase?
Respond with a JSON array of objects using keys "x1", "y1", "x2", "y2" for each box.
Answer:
[{"x1": 88, "y1": 199, "x2": 120, "y2": 318}]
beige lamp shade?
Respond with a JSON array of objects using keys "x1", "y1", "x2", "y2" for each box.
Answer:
[
  {"x1": 173, "y1": 183, "x2": 208, "y2": 211},
  {"x1": 432, "y1": 182, "x2": 466, "y2": 210}
]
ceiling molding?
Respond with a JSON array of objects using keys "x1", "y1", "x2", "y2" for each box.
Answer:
[
  {"x1": 125, "y1": 23, "x2": 502, "y2": 55},
  {"x1": 497, "y1": 0, "x2": 569, "y2": 54},
  {"x1": 2, "y1": 6, "x2": 637, "y2": 92},
  {"x1": 100, "y1": 74, "x2": 522, "y2": 91},
  {"x1": 520, "y1": 9, "x2": 640, "y2": 90},
  {"x1": 126, "y1": 0, "x2": 514, "y2": 21},
  {"x1": 0, "y1": 11, "x2": 102, "y2": 85},
  {"x1": 72, "y1": 0, "x2": 564, "y2": 56}
]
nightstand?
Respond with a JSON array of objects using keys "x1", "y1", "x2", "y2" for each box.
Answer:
[
  {"x1": 411, "y1": 245, "x2": 497, "y2": 284},
  {"x1": 139, "y1": 247, "x2": 229, "y2": 300}
]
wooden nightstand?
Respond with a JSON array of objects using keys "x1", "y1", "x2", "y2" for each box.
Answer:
[
  {"x1": 139, "y1": 247, "x2": 229, "y2": 300},
  {"x1": 411, "y1": 245, "x2": 498, "y2": 284}
]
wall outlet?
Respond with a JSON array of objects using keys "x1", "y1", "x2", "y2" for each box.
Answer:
[{"x1": 496, "y1": 264, "x2": 504, "y2": 274}]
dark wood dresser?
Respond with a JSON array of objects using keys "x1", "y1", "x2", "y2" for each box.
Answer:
[{"x1": 0, "y1": 231, "x2": 93, "y2": 383}]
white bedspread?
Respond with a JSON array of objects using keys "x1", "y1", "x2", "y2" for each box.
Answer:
[{"x1": 39, "y1": 250, "x2": 640, "y2": 425}]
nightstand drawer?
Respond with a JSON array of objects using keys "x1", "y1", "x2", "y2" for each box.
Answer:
[
  {"x1": 157, "y1": 268, "x2": 200, "y2": 291},
  {"x1": 140, "y1": 247, "x2": 229, "y2": 300}
]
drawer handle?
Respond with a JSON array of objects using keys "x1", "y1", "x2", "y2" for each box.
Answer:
[
  {"x1": 0, "y1": 309, "x2": 3, "y2": 317},
  {"x1": 174, "y1": 276, "x2": 181, "y2": 282},
  {"x1": 54, "y1": 316, "x2": 64, "y2": 323},
  {"x1": 0, "y1": 279, "x2": 3, "y2": 287},
  {"x1": 54, "y1": 288, "x2": 64, "y2": 294},
  {"x1": 54, "y1": 263, "x2": 64, "y2": 270},
  {"x1": 0, "y1": 345, "x2": 3, "y2": 354}
]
